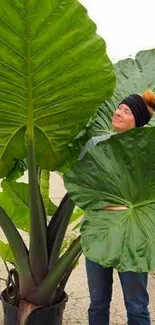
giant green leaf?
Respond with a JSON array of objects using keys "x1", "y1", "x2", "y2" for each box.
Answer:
[
  {"x1": 64, "y1": 126, "x2": 155, "y2": 272},
  {"x1": 0, "y1": 0, "x2": 115, "y2": 177},
  {"x1": 92, "y1": 48, "x2": 155, "y2": 136}
]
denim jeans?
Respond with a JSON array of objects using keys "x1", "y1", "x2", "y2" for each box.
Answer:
[{"x1": 86, "y1": 259, "x2": 150, "y2": 325}]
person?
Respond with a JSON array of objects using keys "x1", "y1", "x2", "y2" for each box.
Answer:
[
  {"x1": 79, "y1": 90, "x2": 155, "y2": 159},
  {"x1": 81, "y1": 89, "x2": 155, "y2": 325}
]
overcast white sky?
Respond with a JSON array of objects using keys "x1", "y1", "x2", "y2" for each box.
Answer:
[{"x1": 79, "y1": 0, "x2": 155, "y2": 62}]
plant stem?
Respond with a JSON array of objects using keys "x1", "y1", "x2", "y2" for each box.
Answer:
[
  {"x1": 0, "y1": 207, "x2": 34, "y2": 297},
  {"x1": 26, "y1": 2, "x2": 48, "y2": 284},
  {"x1": 28, "y1": 236, "x2": 81, "y2": 306},
  {"x1": 40, "y1": 170, "x2": 50, "y2": 216},
  {"x1": 48, "y1": 195, "x2": 75, "y2": 271}
]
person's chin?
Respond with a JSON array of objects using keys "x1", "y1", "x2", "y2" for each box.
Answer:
[
  {"x1": 112, "y1": 122, "x2": 124, "y2": 133},
  {"x1": 112, "y1": 121, "x2": 121, "y2": 129}
]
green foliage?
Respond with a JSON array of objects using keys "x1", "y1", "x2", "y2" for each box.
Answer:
[
  {"x1": 0, "y1": 241, "x2": 15, "y2": 264},
  {"x1": 0, "y1": 179, "x2": 56, "y2": 233},
  {"x1": 6, "y1": 159, "x2": 28, "y2": 182},
  {"x1": 0, "y1": 177, "x2": 82, "y2": 265},
  {"x1": 0, "y1": 180, "x2": 30, "y2": 232},
  {"x1": 0, "y1": 0, "x2": 115, "y2": 319},
  {"x1": 0, "y1": 0, "x2": 115, "y2": 178},
  {"x1": 64, "y1": 127, "x2": 155, "y2": 272}
]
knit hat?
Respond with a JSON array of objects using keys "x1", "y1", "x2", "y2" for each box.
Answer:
[{"x1": 120, "y1": 94, "x2": 151, "y2": 127}]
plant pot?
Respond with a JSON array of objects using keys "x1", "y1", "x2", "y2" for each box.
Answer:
[
  {"x1": 1, "y1": 289, "x2": 67, "y2": 325},
  {"x1": 1, "y1": 289, "x2": 17, "y2": 325}
]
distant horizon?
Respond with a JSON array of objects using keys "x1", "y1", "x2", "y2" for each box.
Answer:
[{"x1": 79, "y1": 0, "x2": 155, "y2": 63}]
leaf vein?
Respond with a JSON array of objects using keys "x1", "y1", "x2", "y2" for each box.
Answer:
[
  {"x1": 0, "y1": 39, "x2": 25, "y2": 59},
  {"x1": 0, "y1": 61, "x2": 26, "y2": 79},
  {"x1": 0, "y1": 98, "x2": 26, "y2": 110},
  {"x1": 0, "y1": 17, "x2": 26, "y2": 40}
]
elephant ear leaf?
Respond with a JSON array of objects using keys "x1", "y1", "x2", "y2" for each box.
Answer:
[
  {"x1": 92, "y1": 48, "x2": 155, "y2": 136},
  {"x1": 0, "y1": 0, "x2": 115, "y2": 177},
  {"x1": 64, "y1": 126, "x2": 155, "y2": 272}
]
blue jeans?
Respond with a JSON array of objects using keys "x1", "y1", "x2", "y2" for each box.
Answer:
[{"x1": 86, "y1": 259, "x2": 150, "y2": 325}]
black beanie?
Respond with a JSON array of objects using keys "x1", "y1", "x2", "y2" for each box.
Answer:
[{"x1": 120, "y1": 94, "x2": 151, "y2": 127}]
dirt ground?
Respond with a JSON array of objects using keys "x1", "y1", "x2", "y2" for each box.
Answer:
[{"x1": 1, "y1": 256, "x2": 155, "y2": 325}]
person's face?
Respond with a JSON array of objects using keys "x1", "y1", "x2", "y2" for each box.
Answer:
[{"x1": 112, "y1": 104, "x2": 135, "y2": 133}]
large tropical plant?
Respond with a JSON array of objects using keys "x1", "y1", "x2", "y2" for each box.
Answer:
[
  {"x1": 64, "y1": 48, "x2": 155, "y2": 273},
  {"x1": 0, "y1": 0, "x2": 115, "y2": 323}
]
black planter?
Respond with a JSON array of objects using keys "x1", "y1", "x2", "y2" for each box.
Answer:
[{"x1": 1, "y1": 289, "x2": 67, "y2": 325}]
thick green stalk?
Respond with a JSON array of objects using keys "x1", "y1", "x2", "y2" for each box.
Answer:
[
  {"x1": 53, "y1": 251, "x2": 82, "y2": 304},
  {"x1": 26, "y1": 3, "x2": 48, "y2": 284},
  {"x1": 48, "y1": 195, "x2": 75, "y2": 270},
  {"x1": 0, "y1": 207, "x2": 35, "y2": 298},
  {"x1": 28, "y1": 236, "x2": 81, "y2": 306},
  {"x1": 47, "y1": 194, "x2": 69, "y2": 251},
  {"x1": 40, "y1": 170, "x2": 50, "y2": 216}
]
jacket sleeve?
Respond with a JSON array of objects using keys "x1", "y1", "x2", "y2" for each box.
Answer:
[{"x1": 78, "y1": 134, "x2": 111, "y2": 160}]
